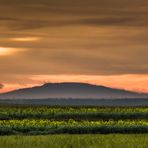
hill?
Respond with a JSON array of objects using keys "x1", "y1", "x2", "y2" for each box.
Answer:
[{"x1": 0, "y1": 82, "x2": 147, "y2": 99}]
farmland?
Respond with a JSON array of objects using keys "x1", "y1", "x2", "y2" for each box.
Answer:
[
  {"x1": 0, "y1": 134, "x2": 148, "y2": 148},
  {"x1": 0, "y1": 105, "x2": 148, "y2": 134}
]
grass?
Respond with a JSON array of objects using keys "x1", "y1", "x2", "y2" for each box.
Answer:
[
  {"x1": 0, "y1": 134, "x2": 147, "y2": 148},
  {"x1": 0, "y1": 106, "x2": 148, "y2": 120},
  {"x1": 0, "y1": 106, "x2": 148, "y2": 134},
  {"x1": 0, "y1": 105, "x2": 148, "y2": 147},
  {"x1": 1, "y1": 119, "x2": 148, "y2": 134}
]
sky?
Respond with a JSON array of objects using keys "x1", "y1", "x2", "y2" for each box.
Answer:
[{"x1": 0, "y1": 0, "x2": 148, "y2": 93}]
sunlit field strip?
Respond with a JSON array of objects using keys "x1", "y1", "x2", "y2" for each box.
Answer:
[
  {"x1": 0, "y1": 119, "x2": 148, "y2": 134},
  {"x1": 0, "y1": 106, "x2": 148, "y2": 120}
]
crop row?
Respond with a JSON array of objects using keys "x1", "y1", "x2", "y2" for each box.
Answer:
[
  {"x1": 0, "y1": 112, "x2": 148, "y2": 120},
  {"x1": 0, "y1": 106, "x2": 148, "y2": 120},
  {"x1": 0, "y1": 119, "x2": 148, "y2": 135},
  {"x1": 1, "y1": 106, "x2": 148, "y2": 114}
]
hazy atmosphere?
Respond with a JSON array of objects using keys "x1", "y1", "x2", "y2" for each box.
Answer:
[{"x1": 0, "y1": 0, "x2": 148, "y2": 93}]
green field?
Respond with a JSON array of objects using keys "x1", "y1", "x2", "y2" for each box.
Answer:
[
  {"x1": 0, "y1": 106, "x2": 148, "y2": 134},
  {"x1": 1, "y1": 119, "x2": 148, "y2": 134},
  {"x1": 0, "y1": 106, "x2": 148, "y2": 147},
  {"x1": 0, "y1": 106, "x2": 148, "y2": 120},
  {"x1": 0, "y1": 134, "x2": 148, "y2": 148}
]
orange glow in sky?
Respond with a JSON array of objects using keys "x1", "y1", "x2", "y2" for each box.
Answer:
[
  {"x1": 11, "y1": 37, "x2": 40, "y2": 42},
  {"x1": 0, "y1": 47, "x2": 25, "y2": 56},
  {"x1": 1, "y1": 74, "x2": 148, "y2": 94},
  {"x1": 30, "y1": 74, "x2": 148, "y2": 93},
  {"x1": 0, "y1": 47, "x2": 13, "y2": 56}
]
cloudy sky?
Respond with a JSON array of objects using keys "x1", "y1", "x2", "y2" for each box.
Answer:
[{"x1": 0, "y1": 0, "x2": 148, "y2": 93}]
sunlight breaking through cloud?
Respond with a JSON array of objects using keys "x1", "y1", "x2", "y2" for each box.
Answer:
[
  {"x1": 0, "y1": 47, "x2": 25, "y2": 56},
  {"x1": 11, "y1": 37, "x2": 40, "y2": 42}
]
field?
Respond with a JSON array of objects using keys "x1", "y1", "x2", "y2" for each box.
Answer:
[
  {"x1": 0, "y1": 105, "x2": 148, "y2": 134},
  {"x1": 0, "y1": 134, "x2": 148, "y2": 148},
  {"x1": 1, "y1": 98, "x2": 148, "y2": 106},
  {"x1": 0, "y1": 105, "x2": 148, "y2": 147}
]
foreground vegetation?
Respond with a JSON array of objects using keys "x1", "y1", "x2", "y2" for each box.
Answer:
[
  {"x1": 0, "y1": 106, "x2": 148, "y2": 120},
  {"x1": 0, "y1": 105, "x2": 148, "y2": 134},
  {"x1": 0, "y1": 119, "x2": 148, "y2": 134},
  {"x1": 0, "y1": 134, "x2": 148, "y2": 148}
]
